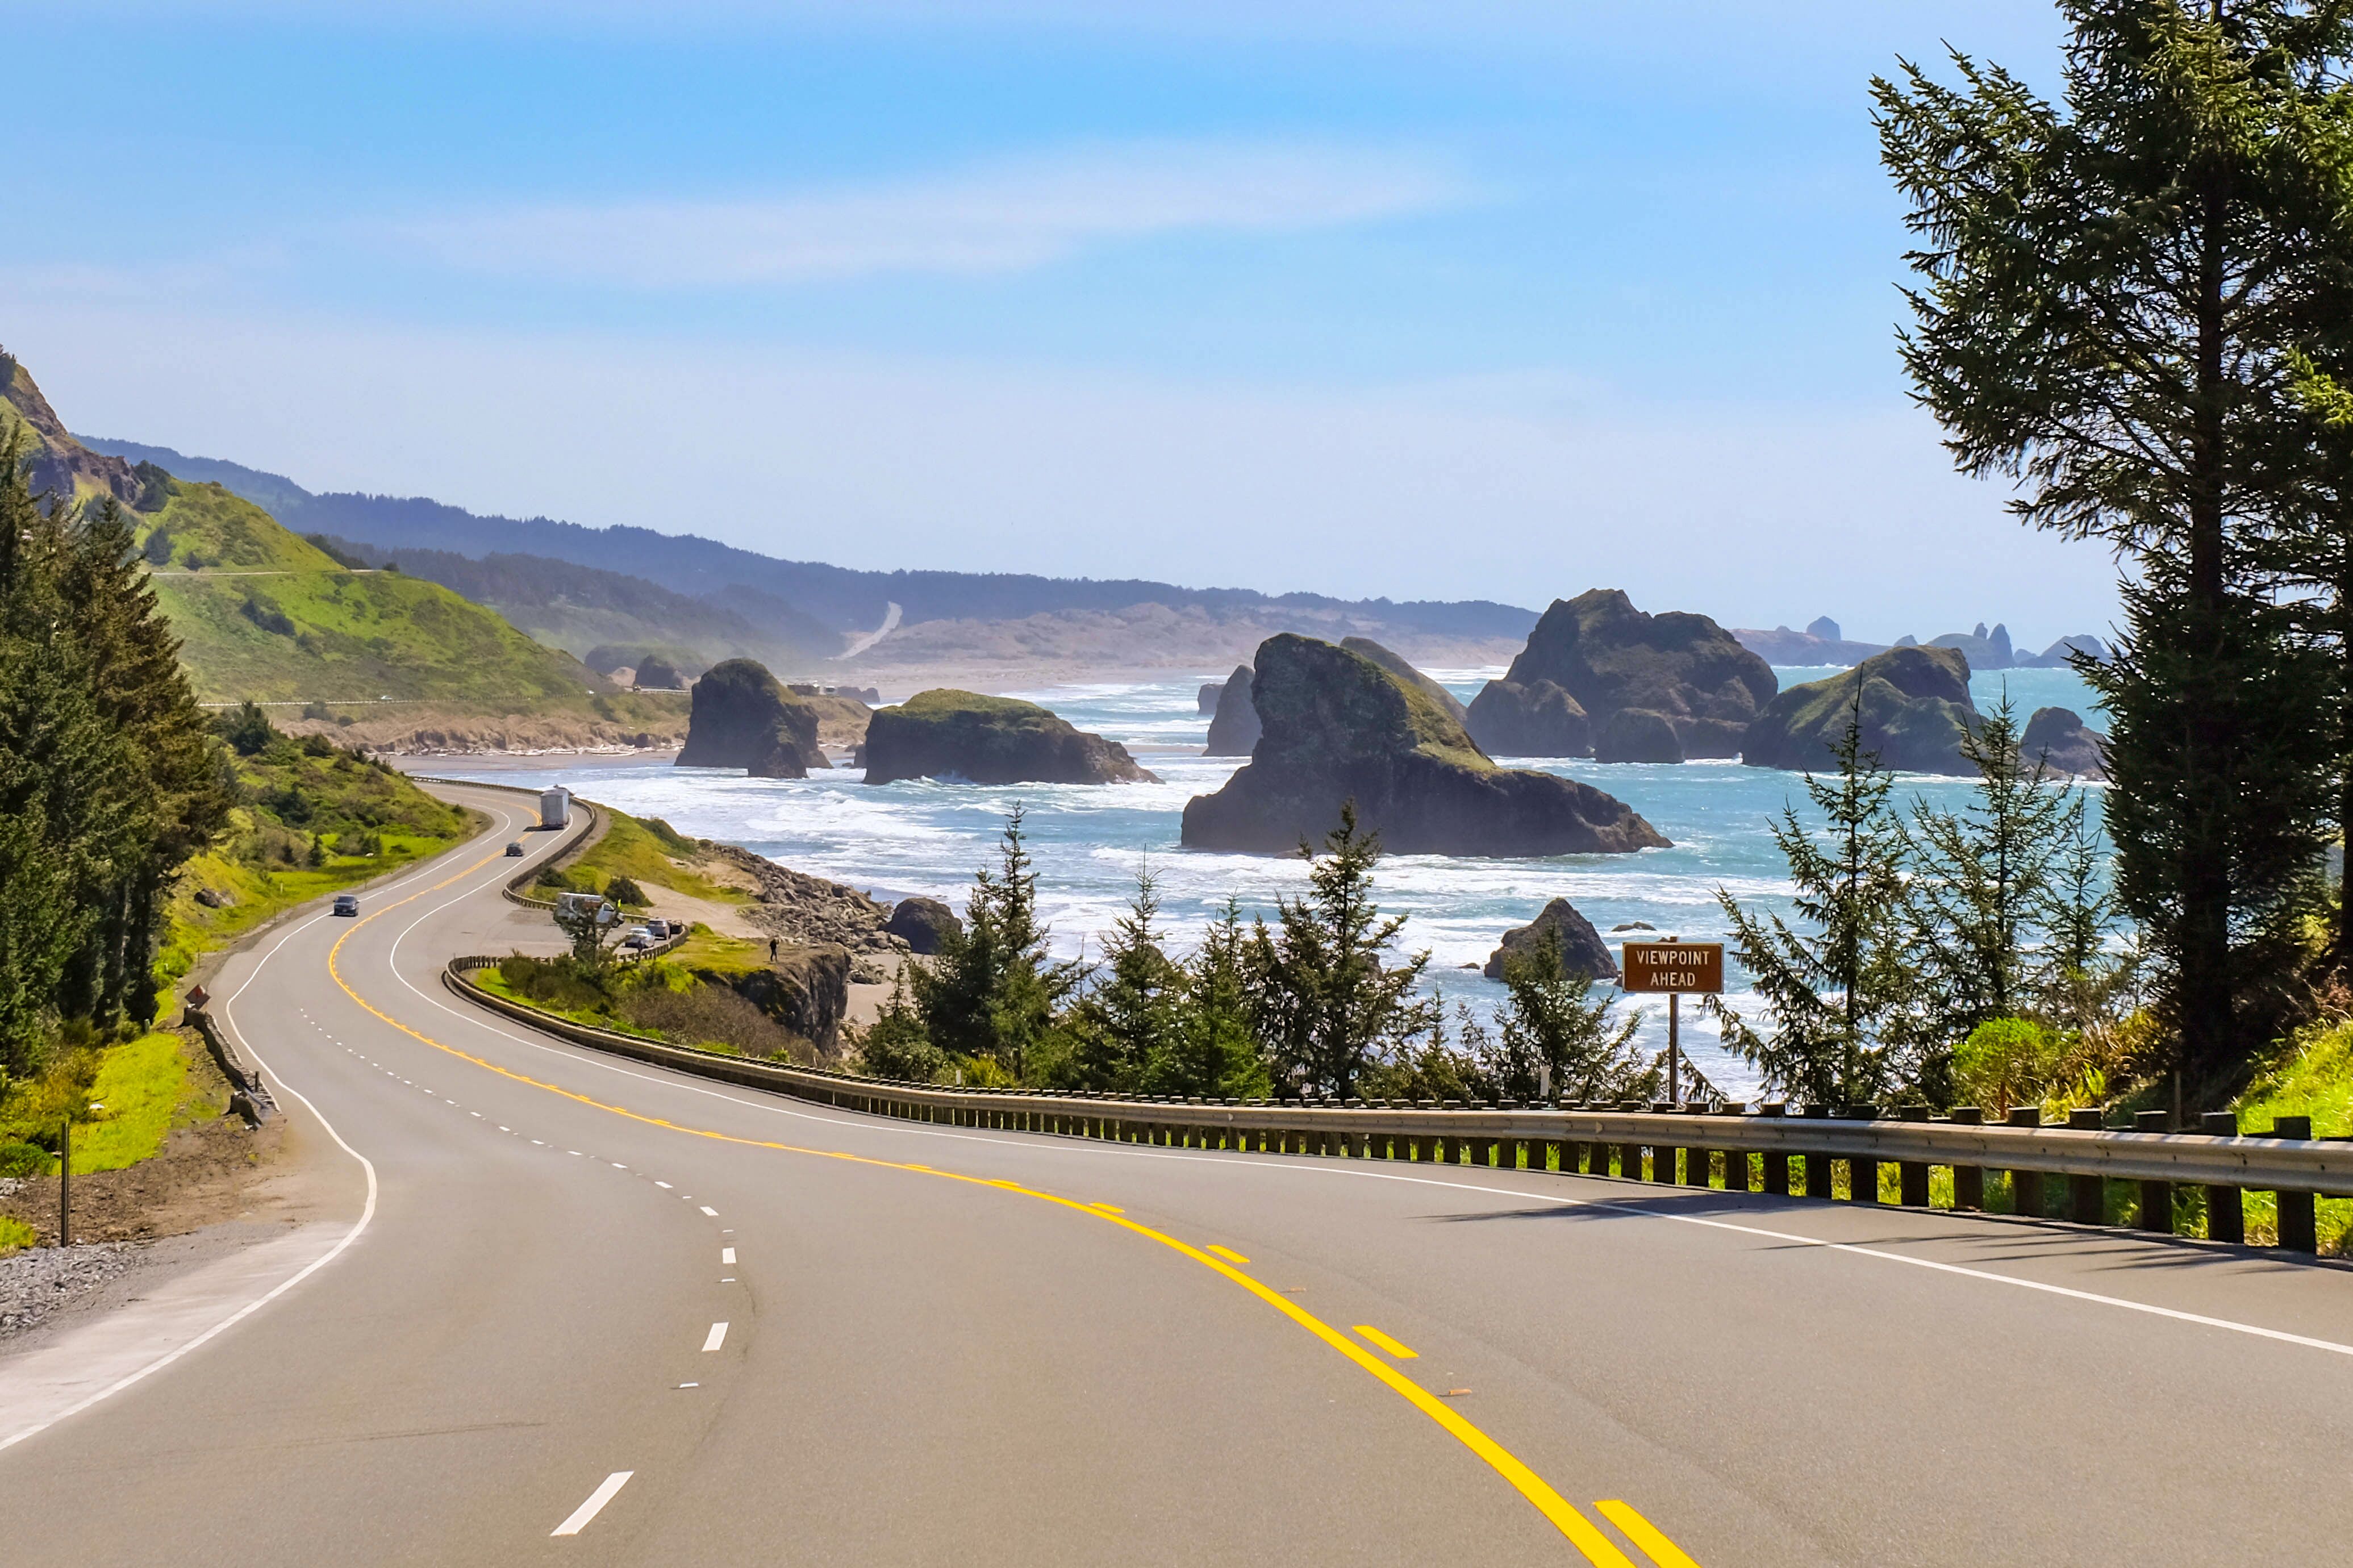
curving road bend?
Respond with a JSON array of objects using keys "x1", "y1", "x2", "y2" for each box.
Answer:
[{"x1": 5, "y1": 781, "x2": 2353, "y2": 1565}]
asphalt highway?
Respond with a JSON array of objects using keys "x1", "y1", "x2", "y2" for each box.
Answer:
[{"x1": 6, "y1": 781, "x2": 2353, "y2": 1566}]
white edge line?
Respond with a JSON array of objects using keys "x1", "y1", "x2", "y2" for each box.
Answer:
[{"x1": 551, "y1": 1469, "x2": 634, "y2": 1536}]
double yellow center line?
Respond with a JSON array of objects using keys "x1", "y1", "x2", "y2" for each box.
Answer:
[{"x1": 322, "y1": 841, "x2": 1698, "y2": 1566}]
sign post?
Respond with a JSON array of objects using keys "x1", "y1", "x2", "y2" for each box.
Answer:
[{"x1": 1621, "y1": 940, "x2": 1725, "y2": 1104}]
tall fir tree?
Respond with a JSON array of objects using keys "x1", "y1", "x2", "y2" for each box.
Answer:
[
  {"x1": 1066, "y1": 864, "x2": 1183, "y2": 1093},
  {"x1": 1875, "y1": 1, "x2": 2350, "y2": 1092},
  {"x1": 911, "y1": 806, "x2": 1079, "y2": 1080}
]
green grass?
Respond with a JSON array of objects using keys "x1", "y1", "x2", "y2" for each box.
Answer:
[
  {"x1": 666, "y1": 925, "x2": 770, "y2": 975},
  {"x1": 73, "y1": 1032, "x2": 205, "y2": 1174},
  {"x1": 555, "y1": 810, "x2": 749, "y2": 906},
  {"x1": 0, "y1": 1215, "x2": 34, "y2": 1257}
]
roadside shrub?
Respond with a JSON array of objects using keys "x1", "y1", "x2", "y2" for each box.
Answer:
[
  {"x1": 1954, "y1": 1017, "x2": 2058, "y2": 1115},
  {"x1": 619, "y1": 982, "x2": 808, "y2": 1061},
  {"x1": 497, "y1": 954, "x2": 610, "y2": 1014},
  {"x1": 0, "y1": 1141, "x2": 49, "y2": 1177},
  {"x1": 218, "y1": 700, "x2": 277, "y2": 756},
  {"x1": 533, "y1": 865, "x2": 573, "y2": 893},
  {"x1": 603, "y1": 876, "x2": 648, "y2": 907}
]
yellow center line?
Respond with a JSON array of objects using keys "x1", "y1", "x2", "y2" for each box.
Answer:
[
  {"x1": 323, "y1": 853, "x2": 1642, "y2": 1565},
  {"x1": 1596, "y1": 1500, "x2": 1700, "y2": 1567},
  {"x1": 1354, "y1": 1324, "x2": 1419, "y2": 1360}
]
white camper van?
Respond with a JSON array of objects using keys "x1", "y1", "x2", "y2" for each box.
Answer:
[{"x1": 540, "y1": 785, "x2": 571, "y2": 829}]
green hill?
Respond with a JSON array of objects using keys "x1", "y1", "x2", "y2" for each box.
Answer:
[{"x1": 1, "y1": 349, "x2": 685, "y2": 741}]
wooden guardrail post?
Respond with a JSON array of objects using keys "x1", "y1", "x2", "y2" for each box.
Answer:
[
  {"x1": 2134, "y1": 1109, "x2": 2175, "y2": 1233},
  {"x1": 1950, "y1": 1107, "x2": 1983, "y2": 1210},
  {"x1": 2006, "y1": 1106, "x2": 2044, "y2": 1216},
  {"x1": 1682, "y1": 1106, "x2": 1710, "y2": 1187},
  {"x1": 1648, "y1": 1101, "x2": 1676, "y2": 1184},
  {"x1": 1801, "y1": 1104, "x2": 1831, "y2": 1199},
  {"x1": 2273, "y1": 1115, "x2": 2317, "y2": 1253},
  {"x1": 2067, "y1": 1108, "x2": 2106, "y2": 1223},
  {"x1": 2200, "y1": 1110, "x2": 2243, "y2": 1243},
  {"x1": 1758, "y1": 1102, "x2": 1788, "y2": 1194},
  {"x1": 1716, "y1": 1103, "x2": 1746, "y2": 1191},
  {"x1": 1844, "y1": 1104, "x2": 1882, "y2": 1203},
  {"x1": 1898, "y1": 1104, "x2": 1931, "y2": 1206}
]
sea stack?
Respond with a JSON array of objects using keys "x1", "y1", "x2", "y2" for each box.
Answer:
[
  {"x1": 2022, "y1": 707, "x2": 2106, "y2": 780},
  {"x1": 1484, "y1": 899, "x2": 1618, "y2": 982},
  {"x1": 1741, "y1": 645, "x2": 1979, "y2": 775},
  {"x1": 1180, "y1": 634, "x2": 1669, "y2": 857},
  {"x1": 1203, "y1": 664, "x2": 1259, "y2": 756},
  {"x1": 1466, "y1": 589, "x2": 1776, "y2": 762},
  {"x1": 863, "y1": 690, "x2": 1158, "y2": 786},
  {"x1": 677, "y1": 658, "x2": 830, "y2": 778}
]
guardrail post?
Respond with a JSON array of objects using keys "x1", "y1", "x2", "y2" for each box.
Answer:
[
  {"x1": 1650, "y1": 1102, "x2": 1676, "y2": 1183},
  {"x1": 2134, "y1": 1110, "x2": 2175, "y2": 1233},
  {"x1": 1897, "y1": 1104, "x2": 1931, "y2": 1207},
  {"x1": 1716, "y1": 1104, "x2": 1746, "y2": 1191},
  {"x1": 2273, "y1": 1115, "x2": 2317, "y2": 1253},
  {"x1": 2200, "y1": 1110, "x2": 2243, "y2": 1243},
  {"x1": 1843, "y1": 1104, "x2": 1881, "y2": 1203},
  {"x1": 1757, "y1": 1102, "x2": 1787, "y2": 1194},
  {"x1": 2067, "y1": 1108, "x2": 2106, "y2": 1223},
  {"x1": 1802, "y1": 1104, "x2": 1831, "y2": 1199},
  {"x1": 1683, "y1": 1107, "x2": 1711, "y2": 1187},
  {"x1": 1950, "y1": 1107, "x2": 1983, "y2": 1210},
  {"x1": 2006, "y1": 1106, "x2": 2043, "y2": 1216}
]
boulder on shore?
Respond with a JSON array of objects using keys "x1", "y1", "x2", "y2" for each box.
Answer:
[
  {"x1": 885, "y1": 895, "x2": 962, "y2": 955},
  {"x1": 1483, "y1": 899, "x2": 1619, "y2": 982},
  {"x1": 1741, "y1": 645, "x2": 1979, "y2": 775},
  {"x1": 1204, "y1": 664, "x2": 1259, "y2": 756},
  {"x1": 2024, "y1": 707, "x2": 2107, "y2": 779},
  {"x1": 1180, "y1": 634, "x2": 1670, "y2": 857},
  {"x1": 1466, "y1": 589, "x2": 1776, "y2": 761},
  {"x1": 863, "y1": 690, "x2": 1158, "y2": 786},
  {"x1": 677, "y1": 658, "x2": 831, "y2": 779}
]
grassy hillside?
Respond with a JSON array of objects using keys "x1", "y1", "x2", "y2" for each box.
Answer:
[{"x1": 2, "y1": 355, "x2": 685, "y2": 741}]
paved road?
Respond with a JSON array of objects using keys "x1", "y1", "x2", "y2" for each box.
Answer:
[{"x1": 6, "y1": 781, "x2": 2353, "y2": 1566}]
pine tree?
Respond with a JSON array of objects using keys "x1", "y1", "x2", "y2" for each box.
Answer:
[
  {"x1": 912, "y1": 806, "x2": 1079, "y2": 1080},
  {"x1": 1710, "y1": 691, "x2": 1920, "y2": 1105},
  {"x1": 1908, "y1": 693, "x2": 2081, "y2": 1038},
  {"x1": 1142, "y1": 896, "x2": 1267, "y2": 1098},
  {"x1": 1067, "y1": 865, "x2": 1182, "y2": 1093},
  {"x1": 1493, "y1": 939, "x2": 1650, "y2": 1103},
  {"x1": 1874, "y1": 1, "x2": 2349, "y2": 1094},
  {"x1": 1245, "y1": 802, "x2": 1433, "y2": 1098}
]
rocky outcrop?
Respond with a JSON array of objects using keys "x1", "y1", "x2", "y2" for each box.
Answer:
[
  {"x1": 1198, "y1": 681, "x2": 1225, "y2": 715},
  {"x1": 1596, "y1": 707, "x2": 1682, "y2": 765},
  {"x1": 1741, "y1": 645, "x2": 1980, "y2": 775},
  {"x1": 1730, "y1": 625, "x2": 1892, "y2": 666},
  {"x1": 634, "y1": 655, "x2": 685, "y2": 690},
  {"x1": 678, "y1": 659, "x2": 830, "y2": 779},
  {"x1": 1180, "y1": 634, "x2": 1670, "y2": 857},
  {"x1": 1929, "y1": 622, "x2": 2014, "y2": 670},
  {"x1": 1204, "y1": 664, "x2": 1259, "y2": 756},
  {"x1": 863, "y1": 690, "x2": 1158, "y2": 786},
  {"x1": 2020, "y1": 635, "x2": 2111, "y2": 669},
  {"x1": 885, "y1": 895, "x2": 962, "y2": 955},
  {"x1": 1341, "y1": 637, "x2": 1469, "y2": 727},
  {"x1": 707, "y1": 944, "x2": 851, "y2": 1053},
  {"x1": 1483, "y1": 899, "x2": 1618, "y2": 982},
  {"x1": 2024, "y1": 707, "x2": 2107, "y2": 779},
  {"x1": 1467, "y1": 589, "x2": 1776, "y2": 762},
  {"x1": 702, "y1": 841, "x2": 899, "y2": 954}
]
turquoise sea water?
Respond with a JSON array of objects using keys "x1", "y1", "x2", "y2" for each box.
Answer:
[{"x1": 432, "y1": 665, "x2": 2104, "y2": 1097}]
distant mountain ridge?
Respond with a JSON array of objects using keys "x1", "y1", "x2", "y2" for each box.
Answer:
[{"x1": 80, "y1": 436, "x2": 1541, "y2": 644}]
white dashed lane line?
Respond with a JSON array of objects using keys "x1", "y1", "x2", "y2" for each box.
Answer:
[
  {"x1": 700, "y1": 1206, "x2": 718, "y2": 1217},
  {"x1": 721, "y1": 1248, "x2": 736, "y2": 1266},
  {"x1": 550, "y1": 1471, "x2": 633, "y2": 1537},
  {"x1": 702, "y1": 1323, "x2": 728, "y2": 1353}
]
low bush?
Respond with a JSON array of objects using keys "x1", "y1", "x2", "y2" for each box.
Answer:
[{"x1": 0, "y1": 1141, "x2": 48, "y2": 1177}]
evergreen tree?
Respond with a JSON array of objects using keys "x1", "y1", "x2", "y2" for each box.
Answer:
[
  {"x1": 1874, "y1": 1, "x2": 2349, "y2": 1094},
  {"x1": 1710, "y1": 693, "x2": 1920, "y2": 1105},
  {"x1": 854, "y1": 969, "x2": 945, "y2": 1082},
  {"x1": 912, "y1": 806, "x2": 1079, "y2": 1079},
  {"x1": 1245, "y1": 802, "x2": 1434, "y2": 1098},
  {"x1": 1907, "y1": 693, "x2": 2080, "y2": 1040},
  {"x1": 1067, "y1": 865, "x2": 1183, "y2": 1093},
  {"x1": 1493, "y1": 940, "x2": 1650, "y2": 1103},
  {"x1": 1144, "y1": 896, "x2": 1269, "y2": 1098}
]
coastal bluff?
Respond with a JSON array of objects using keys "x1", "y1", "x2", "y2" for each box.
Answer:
[
  {"x1": 1466, "y1": 589, "x2": 1776, "y2": 762},
  {"x1": 1181, "y1": 633, "x2": 1668, "y2": 857},
  {"x1": 863, "y1": 690, "x2": 1159, "y2": 786},
  {"x1": 677, "y1": 658, "x2": 830, "y2": 778},
  {"x1": 1741, "y1": 645, "x2": 1980, "y2": 774}
]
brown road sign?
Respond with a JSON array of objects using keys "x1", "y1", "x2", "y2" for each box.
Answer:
[{"x1": 1621, "y1": 941, "x2": 1724, "y2": 994}]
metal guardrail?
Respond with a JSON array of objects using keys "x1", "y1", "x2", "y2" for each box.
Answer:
[
  {"x1": 400, "y1": 775, "x2": 603, "y2": 908},
  {"x1": 444, "y1": 960, "x2": 2348, "y2": 1256},
  {"x1": 185, "y1": 1006, "x2": 279, "y2": 1125}
]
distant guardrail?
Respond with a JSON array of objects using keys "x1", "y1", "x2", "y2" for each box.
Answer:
[{"x1": 443, "y1": 960, "x2": 2350, "y2": 1256}]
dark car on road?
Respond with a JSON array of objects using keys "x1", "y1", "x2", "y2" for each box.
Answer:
[
  {"x1": 332, "y1": 894, "x2": 360, "y2": 916},
  {"x1": 506, "y1": 841, "x2": 525, "y2": 857}
]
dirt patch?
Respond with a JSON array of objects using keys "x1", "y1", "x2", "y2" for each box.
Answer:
[{"x1": 0, "y1": 1112, "x2": 329, "y2": 1248}]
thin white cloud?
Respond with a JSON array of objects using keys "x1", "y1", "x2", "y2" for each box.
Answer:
[{"x1": 387, "y1": 141, "x2": 1470, "y2": 287}]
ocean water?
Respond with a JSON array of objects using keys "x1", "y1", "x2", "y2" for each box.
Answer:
[{"x1": 432, "y1": 665, "x2": 2104, "y2": 1098}]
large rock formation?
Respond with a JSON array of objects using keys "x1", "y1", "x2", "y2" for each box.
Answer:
[
  {"x1": 1180, "y1": 634, "x2": 1670, "y2": 857},
  {"x1": 1483, "y1": 899, "x2": 1618, "y2": 982},
  {"x1": 677, "y1": 658, "x2": 831, "y2": 778},
  {"x1": 1467, "y1": 589, "x2": 1776, "y2": 762},
  {"x1": 1741, "y1": 645, "x2": 1980, "y2": 775},
  {"x1": 863, "y1": 690, "x2": 1158, "y2": 786},
  {"x1": 1198, "y1": 681, "x2": 1225, "y2": 715},
  {"x1": 884, "y1": 895, "x2": 962, "y2": 955},
  {"x1": 1929, "y1": 622, "x2": 2015, "y2": 670},
  {"x1": 1204, "y1": 664, "x2": 1259, "y2": 756},
  {"x1": 2018, "y1": 635, "x2": 2111, "y2": 669},
  {"x1": 704, "y1": 944, "x2": 850, "y2": 1053},
  {"x1": 1341, "y1": 637, "x2": 1470, "y2": 727},
  {"x1": 2024, "y1": 707, "x2": 2107, "y2": 779}
]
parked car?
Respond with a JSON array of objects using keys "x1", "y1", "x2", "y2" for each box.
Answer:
[
  {"x1": 618, "y1": 928, "x2": 654, "y2": 953},
  {"x1": 332, "y1": 894, "x2": 360, "y2": 916},
  {"x1": 505, "y1": 841, "x2": 525, "y2": 857},
  {"x1": 644, "y1": 919, "x2": 673, "y2": 940}
]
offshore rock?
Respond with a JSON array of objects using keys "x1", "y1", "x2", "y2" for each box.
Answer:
[
  {"x1": 1464, "y1": 677, "x2": 1591, "y2": 757},
  {"x1": 2023, "y1": 707, "x2": 2107, "y2": 780},
  {"x1": 1204, "y1": 664, "x2": 1259, "y2": 756},
  {"x1": 1180, "y1": 633, "x2": 1669, "y2": 857},
  {"x1": 1742, "y1": 645, "x2": 1979, "y2": 775},
  {"x1": 1595, "y1": 707, "x2": 1684, "y2": 765},
  {"x1": 1483, "y1": 898, "x2": 1619, "y2": 982},
  {"x1": 1198, "y1": 681, "x2": 1225, "y2": 715},
  {"x1": 1467, "y1": 589, "x2": 1775, "y2": 761},
  {"x1": 1340, "y1": 637, "x2": 1470, "y2": 727},
  {"x1": 677, "y1": 658, "x2": 830, "y2": 779},
  {"x1": 884, "y1": 895, "x2": 963, "y2": 956},
  {"x1": 863, "y1": 690, "x2": 1158, "y2": 786}
]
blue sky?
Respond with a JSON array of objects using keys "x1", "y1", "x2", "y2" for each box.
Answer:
[{"x1": 2, "y1": 2, "x2": 2114, "y2": 644}]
